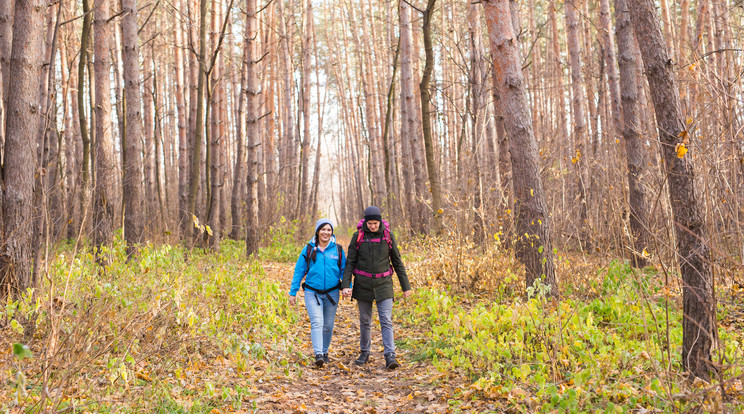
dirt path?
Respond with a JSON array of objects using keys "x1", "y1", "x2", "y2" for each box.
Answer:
[{"x1": 254, "y1": 262, "x2": 456, "y2": 414}]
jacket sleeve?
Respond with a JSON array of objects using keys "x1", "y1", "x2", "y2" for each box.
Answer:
[
  {"x1": 342, "y1": 233, "x2": 358, "y2": 289},
  {"x1": 390, "y1": 232, "x2": 411, "y2": 292},
  {"x1": 289, "y1": 245, "x2": 310, "y2": 296}
]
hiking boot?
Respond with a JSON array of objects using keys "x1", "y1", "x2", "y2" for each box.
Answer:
[
  {"x1": 314, "y1": 354, "x2": 324, "y2": 367},
  {"x1": 385, "y1": 353, "x2": 399, "y2": 370},
  {"x1": 354, "y1": 351, "x2": 370, "y2": 365},
  {"x1": 323, "y1": 353, "x2": 330, "y2": 364}
]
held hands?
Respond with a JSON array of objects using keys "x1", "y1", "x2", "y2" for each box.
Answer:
[{"x1": 341, "y1": 288, "x2": 352, "y2": 298}]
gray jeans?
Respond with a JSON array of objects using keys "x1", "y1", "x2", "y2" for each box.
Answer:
[{"x1": 358, "y1": 298, "x2": 395, "y2": 356}]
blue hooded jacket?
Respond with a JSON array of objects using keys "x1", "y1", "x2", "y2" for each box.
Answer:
[{"x1": 289, "y1": 235, "x2": 346, "y2": 296}]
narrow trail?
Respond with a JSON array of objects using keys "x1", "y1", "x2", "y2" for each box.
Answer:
[{"x1": 254, "y1": 256, "x2": 455, "y2": 414}]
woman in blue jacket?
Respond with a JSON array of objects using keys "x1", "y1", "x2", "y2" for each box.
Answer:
[{"x1": 288, "y1": 218, "x2": 346, "y2": 367}]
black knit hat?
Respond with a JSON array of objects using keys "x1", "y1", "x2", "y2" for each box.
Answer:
[{"x1": 364, "y1": 206, "x2": 382, "y2": 222}]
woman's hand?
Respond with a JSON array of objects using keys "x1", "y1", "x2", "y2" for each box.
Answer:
[
  {"x1": 341, "y1": 288, "x2": 352, "y2": 298},
  {"x1": 288, "y1": 294, "x2": 296, "y2": 306},
  {"x1": 402, "y1": 289, "x2": 413, "y2": 299}
]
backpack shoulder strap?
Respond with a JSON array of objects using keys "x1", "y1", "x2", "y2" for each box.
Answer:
[
  {"x1": 303, "y1": 243, "x2": 315, "y2": 274},
  {"x1": 336, "y1": 244, "x2": 343, "y2": 269},
  {"x1": 382, "y1": 220, "x2": 393, "y2": 249}
]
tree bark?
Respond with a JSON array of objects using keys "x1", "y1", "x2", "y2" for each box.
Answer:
[
  {"x1": 483, "y1": 0, "x2": 558, "y2": 295},
  {"x1": 565, "y1": 0, "x2": 590, "y2": 249},
  {"x1": 399, "y1": 1, "x2": 417, "y2": 231},
  {"x1": 1, "y1": 0, "x2": 46, "y2": 296},
  {"x1": 206, "y1": 0, "x2": 222, "y2": 249},
  {"x1": 175, "y1": 0, "x2": 190, "y2": 238},
  {"x1": 419, "y1": 0, "x2": 443, "y2": 235},
  {"x1": 0, "y1": 0, "x2": 13, "y2": 159},
  {"x1": 298, "y1": 0, "x2": 313, "y2": 221},
  {"x1": 245, "y1": 0, "x2": 260, "y2": 256},
  {"x1": 230, "y1": 28, "x2": 248, "y2": 241},
  {"x1": 93, "y1": 0, "x2": 115, "y2": 262},
  {"x1": 614, "y1": 0, "x2": 650, "y2": 268},
  {"x1": 121, "y1": 0, "x2": 146, "y2": 252},
  {"x1": 628, "y1": 0, "x2": 716, "y2": 379},
  {"x1": 187, "y1": 0, "x2": 208, "y2": 241}
]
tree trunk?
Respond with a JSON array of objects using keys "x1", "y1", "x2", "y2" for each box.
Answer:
[
  {"x1": 143, "y1": 41, "x2": 156, "y2": 230},
  {"x1": 230, "y1": 33, "x2": 248, "y2": 240},
  {"x1": 614, "y1": 0, "x2": 651, "y2": 268},
  {"x1": 245, "y1": 0, "x2": 260, "y2": 256},
  {"x1": 93, "y1": 0, "x2": 115, "y2": 262},
  {"x1": 298, "y1": 0, "x2": 313, "y2": 221},
  {"x1": 277, "y1": 0, "x2": 295, "y2": 207},
  {"x1": 1, "y1": 0, "x2": 46, "y2": 297},
  {"x1": 399, "y1": 1, "x2": 417, "y2": 231},
  {"x1": 565, "y1": 0, "x2": 590, "y2": 249},
  {"x1": 599, "y1": 0, "x2": 622, "y2": 144},
  {"x1": 483, "y1": 0, "x2": 558, "y2": 295},
  {"x1": 78, "y1": 0, "x2": 93, "y2": 240},
  {"x1": 206, "y1": 0, "x2": 222, "y2": 249},
  {"x1": 419, "y1": 0, "x2": 443, "y2": 235},
  {"x1": 468, "y1": 2, "x2": 486, "y2": 244},
  {"x1": 121, "y1": 0, "x2": 146, "y2": 252},
  {"x1": 187, "y1": 0, "x2": 208, "y2": 241},
  {"x1": 175, "y1": 0, "x2": 189, "y2": 238},
  {"x1": 628, "y1": 0, "x2": 716, "y2": 379},
  {"x1": 0, "y1": 0, "x2": 13, "y2": 159}
]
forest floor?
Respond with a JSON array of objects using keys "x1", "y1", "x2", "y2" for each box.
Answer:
[
  {"x1": 254, "y1": 261, "x2": 474, "y2": 414},
  {"x1": 2, "y1": 234, "x2": 744, "y2": 413}
]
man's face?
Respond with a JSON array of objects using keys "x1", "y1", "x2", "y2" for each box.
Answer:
[{"x1": 366, "y1": 220, "x2": 380, "y2": 232}]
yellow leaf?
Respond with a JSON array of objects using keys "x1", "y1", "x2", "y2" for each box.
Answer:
[
  {"x1": 192, "y1": 214, "x2": 200, "y2": 228},
  {"x1": 530, "y1": 188, "x2": 534, "y2": 197},
  {"x1": 676, "y1": 143, "x2": 688, "y2": 158},
  {"x1": 205, "y1": 225, "x2": 213, "y2": 236},
  {"x1": 571, "y1": 157, "x2": 578, "y2": 164},
  {"x1": 437, "y1": 208, "x2": 443, "y2": 215},
  {"x1": 642, "y1": 248, "x2": 651, "y2": 258},
  {"x1": 688, "y1": 63, "x2": 696, "y2": 71},
  {"x1": 686, "y1": 117, "x2": 693, "y2": 124}
]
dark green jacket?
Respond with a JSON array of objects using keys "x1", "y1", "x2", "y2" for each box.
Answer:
[{"x1": 342, "y1": 221, "x2": 411, "y2": 302}]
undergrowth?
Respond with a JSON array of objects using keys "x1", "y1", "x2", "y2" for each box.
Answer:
[
  {"x1": 2, "y1": 231, "x2": 742, "y2": 412},
  {"x1": 398, "y1": 238, "x2": 744, "y2": 412},
  {"x1": 1, "y1": 236, "x2": 300, "y2": 412}
]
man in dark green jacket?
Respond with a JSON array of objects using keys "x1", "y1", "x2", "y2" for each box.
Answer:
[{"x1": 341, "y1": 206, "x2": 412, "y2": 369}]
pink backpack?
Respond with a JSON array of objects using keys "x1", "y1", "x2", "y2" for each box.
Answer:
[{"x1": 355, "y1": 219, "x2": 393, "y2": 250}]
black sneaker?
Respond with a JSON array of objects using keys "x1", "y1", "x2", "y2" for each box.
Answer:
[
  {"x1": 315, "y1": 354, "x2": 324, "y2": 367},
  {"x1": 323, "y1": 353, "x2": 330, "y2": 364},
  {"x1": 385, "y1": 353, "x2": 399, "y2": 370},
  {"x1": 354, "y1": 351, "x2": 370, "y2": 365}
]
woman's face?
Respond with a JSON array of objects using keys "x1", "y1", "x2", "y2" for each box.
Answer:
[
  {"x1": 318, "y1": 224, "x2": 333, "y2": 243},
  {"x1": 366, "y1": 220, "x2": 380, "y2": 232}
]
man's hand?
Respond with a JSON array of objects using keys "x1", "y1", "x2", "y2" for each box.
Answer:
[
  {"x1": 288, "y1": 294, "x2": 296, "y2": 306},
  {"x1": 402, "y1": 289, "x2": 413, "y2": 299},
  {"x1": 342, "y1": 288, "x2": 352, "y2": 298}
]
